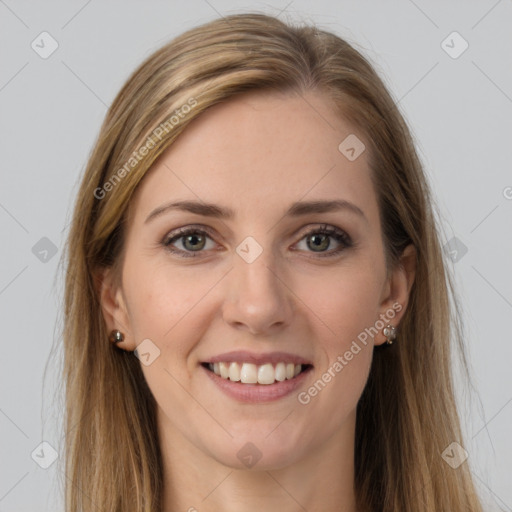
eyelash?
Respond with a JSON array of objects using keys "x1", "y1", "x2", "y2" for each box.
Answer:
[{"x1": 161, "y1": 224, "x2": 353, "y2": 259}]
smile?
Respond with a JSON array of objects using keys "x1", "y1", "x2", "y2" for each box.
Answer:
[{"x1": 205, "y1": 361, "x2": 311, "y2": 385}]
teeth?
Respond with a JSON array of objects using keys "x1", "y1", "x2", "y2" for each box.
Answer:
[
  {"x1": 257, "y1": 363, "x2": 275, "y2": 385},
  {"x1": 240, "y1": 363, "x2": 258, "y2": 384},
  {"x1": 228, "y1": 362, "x2": 241, "y2": 381},
  {"x1": 219, "y1": 362, "x2": 229, "y2": 379},
  {"x1": 275, "y1": 362, "x2": 286, "y2": 382},
  {"x1": 208, "y1": 361, "x2": 304, "y2": 384}
]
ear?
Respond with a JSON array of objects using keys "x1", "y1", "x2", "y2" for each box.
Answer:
[
  {"x1": 95, "y1": 266, "x2": 135, "y2": 350},
  {"x1": 374, "y1": 244, "x2": 416, "y2": 346}
]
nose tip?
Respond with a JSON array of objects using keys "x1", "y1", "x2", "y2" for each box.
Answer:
[{"x1": 222, "y1": 254, "x2": 293, "y2": 335}]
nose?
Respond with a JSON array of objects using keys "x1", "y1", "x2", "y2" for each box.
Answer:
[{"x1": 221, "y1": 247, "x2": 294, "y2": 336}]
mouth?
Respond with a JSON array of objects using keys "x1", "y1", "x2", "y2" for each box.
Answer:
[
  {"x1": 200, "y1": 350, "x2": 314, "y2": 402},
  {"x1": 201, "y1": 361, "x2": 314, "y2": 385}
]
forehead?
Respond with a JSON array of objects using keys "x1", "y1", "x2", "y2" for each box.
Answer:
[{"x1": 129, "y1": 89, "x2": 378, "y2": 226}]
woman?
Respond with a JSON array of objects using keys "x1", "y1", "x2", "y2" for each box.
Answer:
[{"x1": 61, "y1": 12, "x2": 485, "y2": 512}]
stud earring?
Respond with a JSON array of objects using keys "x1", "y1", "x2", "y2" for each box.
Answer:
[
  {"x1": 383, "y1": 324, "x2": 397, "y2": 345},
  {"x1": 109, "y1": 329, "x2": 124, "y2": 344}
]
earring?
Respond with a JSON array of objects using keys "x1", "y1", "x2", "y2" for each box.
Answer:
[
  {"x1": 383, "y1": 324, "x2": 397, "y2": 345},
  {"x1": 109, "y1": 329, "x2": 124, "y2": 344}
]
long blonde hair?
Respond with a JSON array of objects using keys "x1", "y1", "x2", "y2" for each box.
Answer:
[{"x1": 60, "y1": 12, "x2": 484, "y2": 511}]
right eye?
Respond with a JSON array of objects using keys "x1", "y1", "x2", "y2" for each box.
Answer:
[{"x1": 162, "y1": 227, "x2": 218, "y2": 258}]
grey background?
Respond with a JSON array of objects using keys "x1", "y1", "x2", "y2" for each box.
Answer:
[{"x1": 0, "y1": 1, "x2": 511, "y2": 510}]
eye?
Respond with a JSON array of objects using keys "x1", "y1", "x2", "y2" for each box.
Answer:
[
  {"x1": 161, "y1": 224, "x2": 353, "y2": 259},
  {"x1": 162, "y1": 226, "x2": 217, "y2": 257},
  {"x1": 293, "y1": 224, "x2": 353, "y2": 257}
]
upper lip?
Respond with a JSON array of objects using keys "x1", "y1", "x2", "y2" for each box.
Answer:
[{"x1": 203, "y1": 350, "x2": 313, "y2": 366}]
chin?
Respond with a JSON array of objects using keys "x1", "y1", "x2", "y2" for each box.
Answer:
[{"x1": 206, "y1": 431, "x2": 307, "y2": 471}]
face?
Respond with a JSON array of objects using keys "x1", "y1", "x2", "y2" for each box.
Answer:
[{"x1": 100, "y1": 89, "x2": 413, "y2": 471}]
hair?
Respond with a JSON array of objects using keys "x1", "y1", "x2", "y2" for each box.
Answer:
[{"x1": 59, "y1": 12, "x2": 485, "y2": 512}]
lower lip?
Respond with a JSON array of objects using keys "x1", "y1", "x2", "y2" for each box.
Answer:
[{"x1": 201, "y1": 365, "x2": 312, "y2": 403}]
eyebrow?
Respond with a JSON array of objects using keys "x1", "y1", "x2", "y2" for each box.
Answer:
[{"x1": 144, "y1": 199, "x2": 368, "y2": 224}]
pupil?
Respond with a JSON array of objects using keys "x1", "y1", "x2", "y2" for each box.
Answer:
[
  {"x1": 309, "y1": 234, "x2": 329, "y2": 251},
  {"x1": 185, "y1": 234, "x2": 205, "y2": 251}
]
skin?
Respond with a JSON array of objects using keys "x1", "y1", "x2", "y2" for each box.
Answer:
[{"x1": 99, "y1": 89, "x2": 416, "y2": 512}]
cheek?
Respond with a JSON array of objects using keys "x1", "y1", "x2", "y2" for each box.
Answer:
[
  {"x1": 122, "y1": 260, "x2": 220, "y2": 369},
  {"x1": 293, "y1": 263, "x2": 383, "y2": 407},
  {"x1": 301, "y1": 263, "x2": 384, "y2": 346},
  {"x1": 123, "y1": 256, "x2": 194, "y2": 336},
  {"x1": 122, "y1": 265, "x2": 209, "y2": 413}
]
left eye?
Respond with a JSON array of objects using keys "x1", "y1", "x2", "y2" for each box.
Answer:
[
  {"x1": 162, "y1": 224, "x2": 352, "y2": 258},
  {"x1": 293, "y1": 225, "x2": 352, "y2": 257}
]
